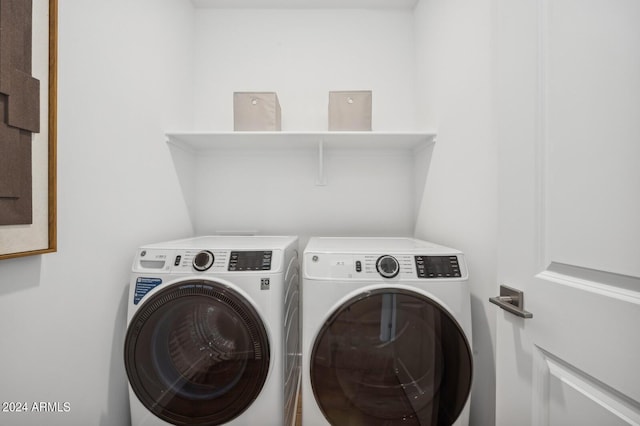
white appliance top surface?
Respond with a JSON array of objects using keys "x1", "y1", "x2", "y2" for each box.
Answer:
[
  {"x1": 304, "y1": 237, "x2": 460, "y2": 255},
  {"x1": 142, "y1": 235, "x2": 298, "y2": 250}
]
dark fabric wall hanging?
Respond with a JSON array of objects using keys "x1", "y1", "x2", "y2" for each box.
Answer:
[{"x1": 0, "y1": 0, "x2": 40, "y2": 225}]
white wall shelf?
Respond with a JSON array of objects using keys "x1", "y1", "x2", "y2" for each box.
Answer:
[
  {"x1": 166, "y1": 131, "x2": 436, "y2": 236},
  {"x1": 166, "y1": 131, "x2": 435, "y2": 152},
  {"x1": 166, "y1": 131, "x2": 435, "y2": 186}
]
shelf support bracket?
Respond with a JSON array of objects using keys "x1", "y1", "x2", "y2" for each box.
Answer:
[{"x1": 316, "y1": 139, "x2": 327, "y2": 186}]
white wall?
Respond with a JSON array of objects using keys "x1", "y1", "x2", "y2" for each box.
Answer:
[
  {"x1": 193, "y1": 8, "x2": 416, "y2": 131},
  {"x1": 413, "y1": 1, "x2": 497, "y2": 425},
  {"x1": 186, "y1": 8, "x2": 421, "y2": 241},
  {"x1": 0, "y1": 1, "x2": 194, "y2": 424}
]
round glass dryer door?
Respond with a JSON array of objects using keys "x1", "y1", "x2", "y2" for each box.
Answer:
[
  {"x1": 311, "y1": 288, "x2": 472, "y2": 426},
  {"x1": 124, "y1": 280, "x2": 270, "y2": 425}
]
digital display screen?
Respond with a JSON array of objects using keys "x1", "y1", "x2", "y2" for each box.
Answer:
[
  {"x1": 415, "y1": 255, "x2": 461, "y2": 278},
  {"x1": 228, "y1": 251, "x2": 272, "y2": 271},
  {"x1": 426, "y1": 256, "x2": 452, "y2": 275}
]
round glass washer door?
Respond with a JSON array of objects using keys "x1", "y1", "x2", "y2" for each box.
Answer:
[
  {"x1": 124, "y1": 280, "x2": 270, "y2": 426},
  {"x1": 311, "y1": 288, "x2": 472, "y2": 426}
]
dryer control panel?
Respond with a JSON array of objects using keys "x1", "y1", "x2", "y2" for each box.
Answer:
[
  {"x1": 304, "y1": 252, "x2": 467, "y2": 281},
  {"x1": 414, "y1": 255, "x2": 461, "y2": 278}
]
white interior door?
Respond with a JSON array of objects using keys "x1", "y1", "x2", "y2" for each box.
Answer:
[{"x1": 493, "y1": 1, "x2": 640, "y2": 425}]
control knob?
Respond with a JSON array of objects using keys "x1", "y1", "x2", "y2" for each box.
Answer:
[
  {"x1": 376, "y1": 255, "x2": 400, "y2": 279},
  {"x1": 193, "y1": 250, "x2": 214, "y2": 271}
]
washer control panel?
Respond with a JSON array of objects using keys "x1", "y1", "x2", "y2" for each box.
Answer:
[
  {"x1": 134, "y1": 249, "x2": 279, "y2": 273},
  {"x1": 228, "y1": 251, "x2": 272, "y2": 271}
]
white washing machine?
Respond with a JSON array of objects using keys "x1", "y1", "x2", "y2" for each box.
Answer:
[
  {"x1": 124, "y1": 236, "x2": 300, "y2": 426},
  {"x1": 302, "y1": 237, "x2": 473, "y2": 426}
]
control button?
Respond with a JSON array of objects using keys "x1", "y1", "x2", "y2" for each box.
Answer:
[
  {"x1": 415, "y1": 256, "x2": 426, "y2": 278},
  {"x1": 193, "y1": 250, "x2": 214, "y2": 271},
  {"x1": 174, "y1": 255, "x2": 182, "y2": 266},
  {"x1": 376, "y1": 255, "x2": 400, "y2": 279},
  {"x1": 355, "y1": 261, "x2": 362, "y2": 272},
  {"x1": 262, "y1": 252, "x2": 272, "y2": 270}
]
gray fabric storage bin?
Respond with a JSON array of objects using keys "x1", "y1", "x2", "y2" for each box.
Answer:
[
  {"x1": 328, "y1": 90, "x2": 372, "y2": 131},
  {"x1": 234, "y1": 92, "x2": 281, "y2": 131}
]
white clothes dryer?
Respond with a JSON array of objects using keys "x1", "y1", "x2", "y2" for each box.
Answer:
[
  {"x1": 302, "y1": 237, "x2": 473, "y2": 426},
  {"x1": 124, "y1": 236, "x2": 300, "y2": 426}
]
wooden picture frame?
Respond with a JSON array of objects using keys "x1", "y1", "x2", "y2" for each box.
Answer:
[{"x1": 0, "y1": 0, "x2": 57, "y2": 260}]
